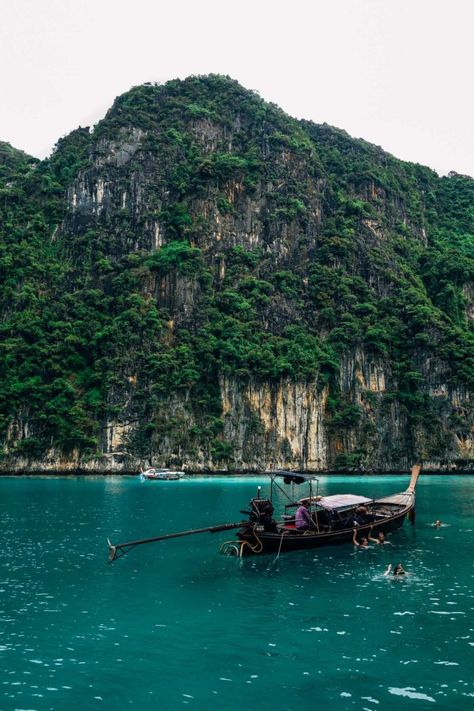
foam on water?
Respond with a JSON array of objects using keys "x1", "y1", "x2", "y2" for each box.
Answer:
[{"x1": 388, "y1": 687, "x2": 436, "y2": 702}]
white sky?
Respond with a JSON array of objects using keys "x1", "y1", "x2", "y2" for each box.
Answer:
[{"x1": 1, "y1": 0, "x2": 473, "y2": 176}]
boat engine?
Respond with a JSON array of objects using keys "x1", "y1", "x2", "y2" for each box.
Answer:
[{"x1": 245, "y1": 497, "x2": 277, "y2": 532}]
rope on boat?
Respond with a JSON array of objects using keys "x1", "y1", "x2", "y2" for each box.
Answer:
[
  {"x1": 270, "y1": 529, "x2": 289, "y2": 566},
  {"x1": 238, "y1": 525, "x2": 263, "y2": 557},
  {"x1": 219, "y1": 527, "x2": 263, "y2": 558}
]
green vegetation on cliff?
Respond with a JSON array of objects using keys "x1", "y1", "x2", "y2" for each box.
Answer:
[{"x1": 0, "y1": 76, "x2": 472, "y2": 470}]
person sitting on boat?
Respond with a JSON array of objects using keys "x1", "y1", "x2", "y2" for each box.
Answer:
[
  {"x1": 354, "y1": 504, "x2": 375, "y2": 525},
  {"x1": 295, "y1": 501, "x2": 316, "y2": 531},
  {"x1": 352, "y1": 529, "x2": 369, "y2": 548}
]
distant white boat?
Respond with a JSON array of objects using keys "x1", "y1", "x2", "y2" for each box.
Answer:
[{"x1": 140, "y1": 468, "x2": 185, "y2": 481}]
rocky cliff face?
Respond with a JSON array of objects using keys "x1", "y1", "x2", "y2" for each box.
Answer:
[{"x1": 0, "y1": 76, "x2": 473, "y2": 472}]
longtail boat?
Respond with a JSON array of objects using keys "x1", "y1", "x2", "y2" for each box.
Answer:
[{"x1": 108, "y1": 464, "x2": 420, "y2": 561}]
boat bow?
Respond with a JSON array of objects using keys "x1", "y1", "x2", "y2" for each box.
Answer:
[
  {"x1": 374, "y1": 463, "x2": 421, "y2": 512},
  {"x1": 406, "y1": 463, "x2": 422, "y2": 493}
]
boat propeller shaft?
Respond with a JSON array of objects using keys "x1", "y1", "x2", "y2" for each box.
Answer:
[{"x1": 107, "y1": 521, "x2": 248, "y2": 562}]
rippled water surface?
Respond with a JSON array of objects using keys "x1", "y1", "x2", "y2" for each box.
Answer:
[{"x1": 1, "y1": 475, "x2": 473, "y2": 710}]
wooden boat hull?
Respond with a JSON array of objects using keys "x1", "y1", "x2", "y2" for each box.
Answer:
[{"x1": 237, "y1": 500, "x2": 413, "y2": 555}]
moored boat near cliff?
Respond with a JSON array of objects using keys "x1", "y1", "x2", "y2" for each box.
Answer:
[
  {"x1": 231, "y1": 464, "x2": 420, "y2": 555},
  {"x1": 140, "y1": 468, "x2": 185, "y2": 480},
  {"x1": 108, "y1": 464, "x2": 420, "y2": 560}
]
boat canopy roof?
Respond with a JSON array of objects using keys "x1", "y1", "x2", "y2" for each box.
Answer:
[
  {"x1": 272, "y1": 470, "x2": 318, "y2": 484},
  {"x1": 316, "y1": 494, "x2": 372, "y2": 511}
]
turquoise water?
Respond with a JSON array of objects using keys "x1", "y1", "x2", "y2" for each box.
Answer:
[{"x1": 1, "y1": 475, "x2": 473, "y2": 711}]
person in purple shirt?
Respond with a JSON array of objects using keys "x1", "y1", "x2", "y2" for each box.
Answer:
[{"x1": 295, "y1": 501, "x2": 315, "y2": 531}]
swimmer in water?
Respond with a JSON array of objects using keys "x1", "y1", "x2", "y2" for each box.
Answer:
[
  {"x1": 384, "y1": 562, "x2": 406, "y2": 576},
  {"x1": 352, "y1": 529, "x2": 369, "y2": 548},
  {"x1": 434, "y1": 520, "x2": 442, "y2": 527},
  {"x1": 368, "y1": 529, "x2": 390, "y2": 545}
]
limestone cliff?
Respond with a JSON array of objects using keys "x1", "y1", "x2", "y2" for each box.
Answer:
[{"x1": 0, "y1": 76, "x2": 473, "y2": 472}]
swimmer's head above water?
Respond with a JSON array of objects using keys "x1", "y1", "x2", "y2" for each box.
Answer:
[{"x1": 384, "y1": 563, "x2": 406, "y2": 576}]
